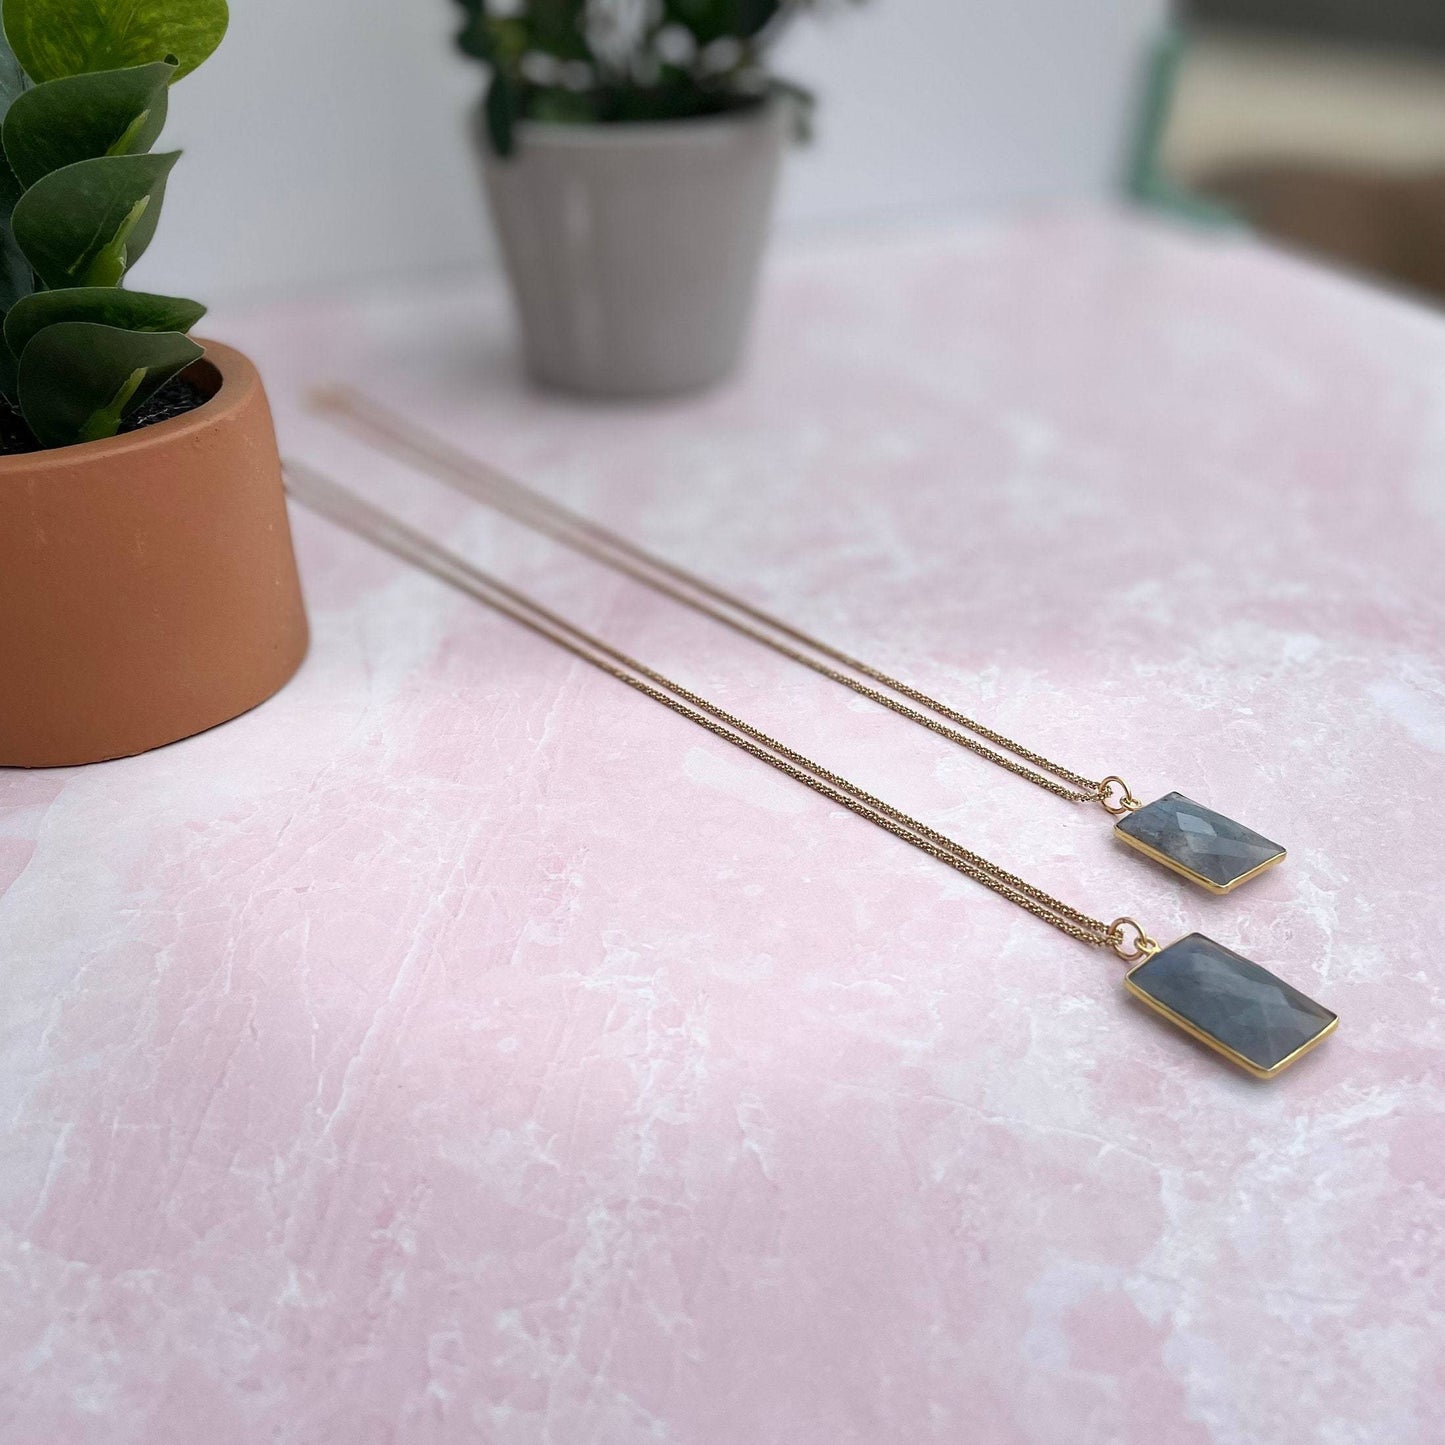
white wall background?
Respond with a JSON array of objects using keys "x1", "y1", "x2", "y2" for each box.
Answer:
[{"x1": 130, "y1": 0, "x2": 1167, "y2": 303}]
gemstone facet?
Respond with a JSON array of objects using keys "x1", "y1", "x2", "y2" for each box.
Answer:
[
  {"x1": 1125, "y1": 933, "x2": 1337, "y2": 1077},
  {"x1": 1115, "y1": 791, "x2": 1285, "y2": 893}
]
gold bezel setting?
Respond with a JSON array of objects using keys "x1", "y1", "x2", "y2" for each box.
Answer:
[
  {"x1": 1125, "y1": 970, "x2": 1337, "y2": 1077},
  {"x1": 1124, "y1": 934, "x2": 1338, "y2": 1079},
  {"x1": 1114, "y1": 792, "x2": 1287, "y2": 894}
]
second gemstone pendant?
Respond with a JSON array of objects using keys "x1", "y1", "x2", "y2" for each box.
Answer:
[
  {"x1": 1124, "y1": 933, "x2": 1336, "y2": 1078},
  {"x1": 1111, "y1": 789, "x2": 1286, "y2": 894}
]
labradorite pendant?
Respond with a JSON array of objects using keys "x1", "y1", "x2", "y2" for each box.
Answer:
[
  {"x1": 1115, "y1": 792, "x2": 1286, "y2": 894},
  {"x1": 1125, "y1": 933, "x2": 1336, "y2": 1078}
]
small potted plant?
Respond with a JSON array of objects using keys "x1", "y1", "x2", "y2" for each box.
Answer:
[
  {"x1": 455, "y1": 0, "x2": 858, "y2": 397},
  {"x1": 0, "y1": 0, "x2": 308, "y2": 768}
]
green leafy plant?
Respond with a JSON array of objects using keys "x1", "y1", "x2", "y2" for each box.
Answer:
[
  {"x1": 455, "y1": 0, "x2": 860, "y2": 157},
  {"x1": 0, "y1": 0, "x2": 228, "y2": 449}
]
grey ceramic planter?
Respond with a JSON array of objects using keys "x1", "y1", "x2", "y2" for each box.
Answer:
[{"x1": 477, "y1": 100, "x2": 787, "y2": 398}]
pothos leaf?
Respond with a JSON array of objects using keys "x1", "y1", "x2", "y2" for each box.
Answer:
[
  {"x1": 0, "y1": 21, "x2": 32, "y2": 336},
  {"x1": 0, "y1": 151, "x2": 30, "y2": 317},
  {"x1": 17, "y1": 320, "x2": 202, "y2": 446},
  {"x1": 1, "y1": 0, "x2": 228, "y2": 84},
  {"x1": 4, "y1": 284, "x2": 203, "y2": 357},
  {"x1": 0, "y1": 20, "x2": 28, "y2": 118},
  {"x1": 3, "y1": 61, "x2": 174, "y2": 188},
  {"x1": 11, "y1": 149, "x2": 178, "y2": 288}
]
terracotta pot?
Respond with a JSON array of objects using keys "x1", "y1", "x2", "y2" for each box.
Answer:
[{"x1": 0, "y1": 340, "x2": 308, "y2": 767}]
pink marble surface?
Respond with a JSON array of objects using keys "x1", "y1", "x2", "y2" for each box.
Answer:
[{"x1": 3, "y1": 211, "x2": 1444, "y2": 1443}]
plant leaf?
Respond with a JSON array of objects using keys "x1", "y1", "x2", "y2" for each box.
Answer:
[
  {"x1": 1, "y1": 0, "x2": 228, "y2": 84},
  {"x1": 454, "y1": 0, "x2": 491, "y2": 62},
  {"x1": 528, "y1": 88, "x2": 599, "y2": 125},
  {"x1": 0, "y1": 150, "x2": 29, "y2": 313},
  {"x1": 769, "y1": 76, "x2": 814, "y2": 142},
  {"x1": 527, "y1": 0, "x2": 590, "y2": 61},
  {"x1": 17, "y1": 320, "x2": 201, "y2": 447},
  {"x1": 485, "y1": 72, "x2": 519, "y2": 159},
  {"x1": 0, "y1": 18, "x2": 27, "y2": 119},
  {"x1": 11, "y1": 150, "x2": 177, "y2": 288},
  {"x1": 0, "y1": 23, "x2": 30, "y2": 335},
  {"x1": 730, "y1": 0, "x2": 784, "y2": 39},
  {"x1": 5, "y1": 284, "x2": 202, "y2": 357},
  {"x1": 3, "y1": 61, "x2": 173, "y2": 187},
  {"x1": 665, "y1": 0, "x2": 781, "y2": 44},
  {"x1": 79, "y1": 364, "x2": 148, "y2": 441}
]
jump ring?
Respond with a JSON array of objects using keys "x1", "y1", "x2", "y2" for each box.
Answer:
[
  {"x1": 1108, "y1": 917, "x2": 1158, "y2": 963},
  {"x1": 1098, "y1": 775, "x2": 1141, "y2": 817}
]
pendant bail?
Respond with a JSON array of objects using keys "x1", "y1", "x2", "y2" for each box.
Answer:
[
  {"x1": 1098, "y1": 776, "x2": 1141, "y2": 817},
  {"x1": 1108, "y1": 917, "x2": 1159, "y2": 963}
]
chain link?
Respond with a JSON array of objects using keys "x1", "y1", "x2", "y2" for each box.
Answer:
[
  {"x1": 286, "y1": 460, "x2": 1155, "y2": 959},
  {"x1": 311, "y1": 386, "x2": 1123, "y2": 810}
]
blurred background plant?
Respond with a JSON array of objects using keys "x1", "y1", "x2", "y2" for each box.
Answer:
[
  {"x1": 455, "y1": 0, "x2": 863, "y2": 155},
  {"x1": 115, "y1": 2, "x2": 1161, "y2": 301}
]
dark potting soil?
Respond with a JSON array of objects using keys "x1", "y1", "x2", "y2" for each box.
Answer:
[{"x1": 0, "y1": 374, "x2": 214, "y2": 457}]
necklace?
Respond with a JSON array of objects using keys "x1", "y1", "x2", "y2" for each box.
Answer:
[
  {"x1": 311, "y1": 387, "x2": 1288, "y2": 897},
  {"x1": 284, "y1": 459, "x2": 1337, "y2": 1081}
]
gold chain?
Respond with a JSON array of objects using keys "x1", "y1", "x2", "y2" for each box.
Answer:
[
  {"x1": 309, "y1": 386, "x2": 1136, "y2": 812},
  {"x1": 284, "y1": 460, "x2": 1157, "y2": 964}
]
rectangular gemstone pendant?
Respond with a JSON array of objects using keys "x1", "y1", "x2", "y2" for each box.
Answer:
[
  {"x1": 1115, "y1": 791, "x2": 1285, "y2": 893},
  {"x1": 1125, "y1": 933, "x2": 1337, "y2": 1078}
]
